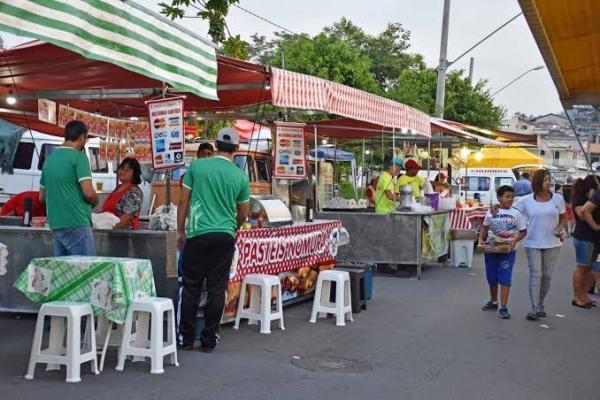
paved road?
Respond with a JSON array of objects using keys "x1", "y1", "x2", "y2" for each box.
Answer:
[{"x1": 1, "y1": 241, "x2": 599, "y2": 400}]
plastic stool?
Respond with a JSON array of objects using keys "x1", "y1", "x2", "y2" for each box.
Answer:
[
  {"x1": 25, "y1": 301, "x2": 99, "y2": 383},
  {"x1": 116, "y1": 297, "x2": 178, "y2": 374},
  {"x1": 234, "y1": 274, "x2": 284, "y2": 334},
  {"x1": 310, "y1": 270, "x2": 353, "y2": 326},
  {"x1": 337, "y1": 268, "x2": 367, "y2": 313}
]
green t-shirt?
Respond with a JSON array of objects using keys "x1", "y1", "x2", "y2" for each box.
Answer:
[
  {"x1": 375, "y1": 171, "x2": 396, "y2": 214},
  {"x1": 40, "y1": 147, "x2": 93, "y2": 230},
  {"x1": 182, "y1": 156, "x2": 250, "y2": 238},
  {"x1": 396, "y1": 174, "x2": 425, "y2": 198}
]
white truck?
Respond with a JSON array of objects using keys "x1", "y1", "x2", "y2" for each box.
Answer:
[
  {"x1": 0, "y1": 130, "x2": 117, "y2": 204},
  {"x1": 453, "y1": 168, "x2": 517, "y2": 206}
]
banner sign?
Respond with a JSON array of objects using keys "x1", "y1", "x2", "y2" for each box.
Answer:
[
  {"x1": 146, "y1": 97, "x2": 185, "y2": 170},
  {"x1": 273, "y1": 122, "x2": 307, "y2": 179},
  {"x1": 37, "y1": 99, "x2": 56, "y2": 124},
  {"x1": 223, "y1": 220, "x2": 342, "y2": 319}
]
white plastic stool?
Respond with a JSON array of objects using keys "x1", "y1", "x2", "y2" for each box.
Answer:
[
  {"x1": 234, "y1": 274, "x2": 284, "y2": 334},
  {"x1": 95, "y1": 315, "x2": 125, "y2": 372},
  {"x1": 25, "y1": 301, "x2": 99, "y2": 383},
  {"x1": 310, "y1": 270, "x2": 353, "y2": 327},
  {"x1": 115, "y1": 297, "x2": 178, "y2": 374}
]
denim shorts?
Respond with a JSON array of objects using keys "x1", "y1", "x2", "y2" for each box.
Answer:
[
  {"x1": 573, "y1": 238, "x2": 600, "y2": 271},
  {"x1": 485, "y1": 251, "x2": 516, "y2": 286}
]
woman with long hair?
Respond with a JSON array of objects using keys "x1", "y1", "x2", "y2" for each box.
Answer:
[
  {"x1": 514, "y1": 169, "x2": 567, "y2": 320},
  {"x1": 570, "y1": 175, "x2": 600, "y2": 308},
  {"x1": 102, "y1": 157, "x2": 143, "y2": 230}
]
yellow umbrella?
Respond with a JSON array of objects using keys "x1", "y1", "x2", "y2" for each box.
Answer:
[{"x1": 466, "y1": 147, "x2": 543, "y2": 168}]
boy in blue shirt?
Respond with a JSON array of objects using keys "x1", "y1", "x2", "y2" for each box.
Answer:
[{"x1": 478, "y1": 185, "x2": 527, "y2": 319}]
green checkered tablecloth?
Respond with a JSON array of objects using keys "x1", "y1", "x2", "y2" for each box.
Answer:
[{"x1": 14, "y1": 256, "x2": 156, "y2": 323}]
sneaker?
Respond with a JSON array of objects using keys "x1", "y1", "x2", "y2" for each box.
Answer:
[
  {"x1": 498, "y1": 308, "x2": 510, "y2": 319},
  {"x1": 177, "y1": 342, "x2": 194, "y2": 351},
  {"x1": 526, "y1": 312, "x2": 538, "y2": 321},
  {"x1": 536, "y1": 310, "x2": 547, "y2": 318},
  {"x1": 482, "y1": 301, "x2": 498, "y2": 311}
]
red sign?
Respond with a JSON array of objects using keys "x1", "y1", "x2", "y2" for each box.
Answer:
[{"x1": 223, "y1": 220, "x2": 343, "y2": 319}]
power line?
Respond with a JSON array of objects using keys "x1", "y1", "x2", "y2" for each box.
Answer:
[{"x1": 232, "y1": 4, "x2": 298, "y2": 35}]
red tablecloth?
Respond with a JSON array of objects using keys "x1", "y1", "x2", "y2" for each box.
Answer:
[{"x1": 450, "y1": 207, "x2": 489, "y2": 230}]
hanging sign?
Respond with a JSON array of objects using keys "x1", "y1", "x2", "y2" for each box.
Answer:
[
  {"x1": 273, "y1": 122, "x2": 307, "y2": 179},
  {"x1": 37, "y1": 99, "x2": 56, "y2": 124},
  {"x1": 146, "y1": 97, "x2": 185, "y2": 170}
]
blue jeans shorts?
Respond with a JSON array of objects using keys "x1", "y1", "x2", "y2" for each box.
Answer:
[
  {"x1": 53, "y1": 227, "x2": 96, "y2": 257},
  {"x1": 485, "y1": 251, "x2": 516, "y2": 286},
  {"x1": 573, "y1": 238, "x2": 600, "y2": 272}
]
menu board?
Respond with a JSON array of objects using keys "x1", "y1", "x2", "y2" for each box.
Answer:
[
  {"x1": 273, "y1": 122, "x2": 307, "y2": 179},
  {"x1": 38, "y1": 99, "x2": 57, "y2": 124},
  {"x1": 146, "y1": 97, "x2": 185, "y2": 170}
]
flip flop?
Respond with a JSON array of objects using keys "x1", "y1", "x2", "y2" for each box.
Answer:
[{"x1": 572, "y1": 300, "x2": 592, "y2": 309}]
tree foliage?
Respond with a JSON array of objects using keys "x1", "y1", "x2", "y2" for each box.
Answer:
[
  {"x1": 249, "y1": 18, "x2": 504, "y2": 129},
  {"x1": 160, "y1": 0, "x2": 239, "y2": 44}
]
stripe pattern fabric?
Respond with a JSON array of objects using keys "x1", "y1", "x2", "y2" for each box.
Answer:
[
  {"x1": 0, "y1": 0, "x2": 218, "y2": 100},
  {"x1": 449, "y1": 209, "x2": 473, "y2": 230},
  {"x1": 271, "y1": 67, "x2": 432, "y2": 137}
]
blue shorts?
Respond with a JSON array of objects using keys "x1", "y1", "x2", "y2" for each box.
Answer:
[
  {"x1": 485, "y1": 251, "x2": 516, "y2": 287},
  {"x1": 573, "y1": 238, "x2": 600, "y2": 271}
]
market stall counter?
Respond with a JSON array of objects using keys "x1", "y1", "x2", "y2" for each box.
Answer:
[
  {"x1": 315, "y1": 209, "x2": 451, "y2": 279},
  {"x1": 0, "y1": 218, "x2": 346, "y2": 317}
]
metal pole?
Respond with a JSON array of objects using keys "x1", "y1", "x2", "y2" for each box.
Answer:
[
  {"x1": 491, "y1": 66, "x2": 544, "y2": 97},
  {"x1": 362, "y1": 138, "x2": 366, "y2": 190},
  {"x1": 564, "y1": 109, "x2": 598, "y2": 184},
  {"x1": 468, "y1": 57, "x2": 474, "y2": 84},
  {"x1": 435, "y1": 0, "x2": 451, "y2": 118},
  {"x1": 314, "y1": 125, "x2": 319, "y2": 211}
]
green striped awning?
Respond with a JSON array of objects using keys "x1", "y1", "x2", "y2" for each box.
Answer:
[{"x1": 0, "y1": 0, "x2": 218, "y2": 100}]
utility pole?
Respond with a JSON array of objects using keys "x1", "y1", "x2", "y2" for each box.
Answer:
[
  {"x1": 435, "y1": 0, "x2": 451, "y2": 118},
  {"x1": 468, "y1": 57, "x2": 474, "y2": 84}
]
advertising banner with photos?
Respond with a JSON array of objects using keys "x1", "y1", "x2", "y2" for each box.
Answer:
[{"x1": 146, "y1": 97, "x2": 185, "y2": 170}]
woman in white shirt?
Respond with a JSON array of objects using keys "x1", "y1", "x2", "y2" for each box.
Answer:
[{"x1": 514, "y1": 169, "x2": 567, "y2": 321}]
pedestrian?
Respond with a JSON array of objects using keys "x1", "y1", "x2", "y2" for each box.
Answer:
[
  {"x1": 39, "y1": 120, "x2": 98, "y2": 256},
  {"x1": 570, "y1": 176, "x2": 600, "y2": 308},
  {"x1": 514, "y1": 169, "x2": 567, "y2": 321},
  {"x1": 512, "y1": 171, "x2": 533, "y2": 197},
  {"x1": 478, "y1": 185, "x2": 527, "y2": 319},
  {"x1": 176, "y1": 128, "x2": 249, "y2": 352}
]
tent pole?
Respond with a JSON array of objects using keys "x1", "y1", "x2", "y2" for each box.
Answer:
[
  {"x1": 362, "y1": 138, "x2": 365, "y2": 190},
  {"x1": 427, "y1": 137, "x2": 431, "y2": 181},
  {"x1": 314, "y1": 125, "x2": 319, "y2": 211}
]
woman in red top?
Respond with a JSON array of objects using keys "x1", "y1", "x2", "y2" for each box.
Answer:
[
  {"x1": 0, "y1": 191, "x2": 46, "y2": 217},
  {"x1": 102, "y1": 158, "x2": 143, "y2": 230}
]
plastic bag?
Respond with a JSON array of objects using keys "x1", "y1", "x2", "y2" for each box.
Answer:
[
  {"x1": 149, "y1": 204, "x2": 177, "y2": 231},
  {"x1": 92, "y1": 212, "x2": 120, "y2": 230}
]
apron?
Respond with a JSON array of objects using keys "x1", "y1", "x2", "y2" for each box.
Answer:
[{"x1": 102, "y1": 184, "x2": 140, "y2": 230}]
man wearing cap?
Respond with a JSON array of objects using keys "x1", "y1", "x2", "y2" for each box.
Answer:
[
  {"x1": 375, "y1": 159, "x2": 402, "y2": 213},
  {"x1": 397, "y1": 159, "x2": 425, "y2": 199},
  {"x1": 177, "y1": 127, "x2": 250, "y2": 352}
]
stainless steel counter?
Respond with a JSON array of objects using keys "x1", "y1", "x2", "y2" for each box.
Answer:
[
  {"x1": 0, "y1": 225, "x2": 178, "y2": 313},
  {"x1": 315, "y1": 210, "x2": 452, "y2": 279}
]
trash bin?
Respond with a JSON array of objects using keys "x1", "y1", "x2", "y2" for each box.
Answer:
[{"x1": 450, "y1": 229, "x2": 477, "y2": 268}]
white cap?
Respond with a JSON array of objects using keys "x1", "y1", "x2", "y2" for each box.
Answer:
[{"x1": 216, "y1": 127, "x2": 240, "y2": 145}]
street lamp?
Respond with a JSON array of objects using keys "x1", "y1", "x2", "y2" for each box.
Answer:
[{"x1": 490, "y1": 65, "x2": 545, "y2": 97}]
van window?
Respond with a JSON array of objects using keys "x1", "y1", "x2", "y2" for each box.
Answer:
[
  {"x1": 234, "y1": 155, "x2": 253, "y2": 180},
  {"x1": 495, "y1": 177, "x2": 514, "y2": 188},
  {"x1": 88, "y1": 147, "x2": 109, "y2": 173},
  {"x1": 465, "y1": 177, "x2": 490, "y2": 191},
  {"x1": 13, "y1": 142, "x2": 35, "y2": 170},
  {"x1": 255, "y1": 158, "x2": 270, "y2": 182},
  {"x1": 37, "y1": 144, "x2": 58, "y2": 170}
]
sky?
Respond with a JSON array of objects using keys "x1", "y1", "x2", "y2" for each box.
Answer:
[{"x1": 1, "y1": 0, "x2": 563, "y2": 117}]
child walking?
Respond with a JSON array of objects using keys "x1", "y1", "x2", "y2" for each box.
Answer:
[{"x1": 478, "y1": 186, "x2": 527, "y2": 319}]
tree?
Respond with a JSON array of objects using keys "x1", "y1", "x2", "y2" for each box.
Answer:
[
  {"x1": 389, "y1": 67, "x2": 504, "y2": 129},
  {"x1": 160, "y1": 0, "x2": 239, "y2": 44}
]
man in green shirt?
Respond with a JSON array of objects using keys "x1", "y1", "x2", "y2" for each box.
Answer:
[
  {"x1": 375, "y1": 159, "x2": 402, "y2": 213},
  {"x1": 177, "y1": 128, "x2": 250, "y2": 352},
  {"x1": 39, "y1": 120, "x2": 98, "y2": 256}
]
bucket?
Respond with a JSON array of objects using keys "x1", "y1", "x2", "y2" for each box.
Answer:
[{"x1": 451, "y1": 239, "x2": 474, "y2": 268}]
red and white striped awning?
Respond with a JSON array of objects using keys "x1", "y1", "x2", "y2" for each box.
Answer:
[{"x1": 270, "y1": 67, "x2": 431, "y2": 137}]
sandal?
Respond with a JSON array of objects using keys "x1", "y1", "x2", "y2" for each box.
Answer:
[{"x1": 572, "y1": 300, "x2": 592, "y2": 309}]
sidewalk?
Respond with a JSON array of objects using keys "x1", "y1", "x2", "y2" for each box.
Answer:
[{"x1": 1, "y1": 242, "x2": 599, "y2": 399}]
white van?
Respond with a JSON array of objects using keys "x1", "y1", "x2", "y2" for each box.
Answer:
[
  {"x1": 453, "y1": 168, "x2": 517, "y2": 206},
  {"x1": 0, "y1": 130, "x2": 117, "y2": 204}
]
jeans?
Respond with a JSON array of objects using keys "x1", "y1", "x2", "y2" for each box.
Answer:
[
  {"x1": 526, "y1": 247, "x2": 561, "y2": 313},
  {"x1": 484, "y1": 251, "x2": 516, "y2": 287},
  {"x1": 178, "y1": 233, "x2": 236, "y2": 348},
  {"x1": 53, "y1": 227, "x2": 96, "y2": 257}
]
